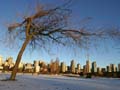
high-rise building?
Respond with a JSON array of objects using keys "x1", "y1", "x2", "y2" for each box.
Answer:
[
  {"x1": 86, "y1": 60, "x2": 91, "y2": 73},
  {"x1": 92, "y1": 61, "x2": 97, "y2": 73},
  {"x1": 115, "y1": 67, "x2": 117, "y2": 72},
  {"x1": 67, "y1": 66, "x2": 70, "y2": 73},
  {"x1": 5, "y1": 57, "x2": 14, "y2": 69},
  {"x1": 106, "y1": 66, "x2": 111, "y2": 72},
  {"x1": 70, "y1": 60, "x2": 75, "y2": 73},
  {"x1": 34, "y1": 65, "x2": 40, "y2": 73},
  {"x1": 110, "y1": 64, "x2": 116, "y2": 72},
  {"x1": 0, "y1": 55, "x2": 3, "y2": 70},
  {"x1": 97, "y1": 67, "x2": 101, "y2": 74},
  {"x1": 0, "y1": 55, "x2": 3, "y2": 66},
  {"x1": 101, "y1": 68, "x2": 106, "y2": 73},
  {"x1": 34, "y1": 60, "x2": 40, "y2": 73},
  {"x1": 83, "y1": 65, "x2": 86, "y2": 74},
  {"x1": 76, "y1": 63, "x2": 81, "y2": 73},
  {"x1": 60, "y1": 62, "x2": 66, "y2": 73},
  {"x1": 118, "y1": 64, "x2": 120, "y2": 72},
  {"x1": 34, "y1": 60, "x2": 39, "y2": 66},
  {"x1": 65, "y1": 65, "x2": 68, "y2": 72}
]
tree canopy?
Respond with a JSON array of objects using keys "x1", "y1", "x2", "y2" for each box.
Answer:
[{"x1": 5, "y1": 1, "x2": 120, "y2": 80}]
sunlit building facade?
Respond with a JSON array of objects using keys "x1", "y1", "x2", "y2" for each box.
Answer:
[
  {"x1": 86, "y1": 60, "x2": 91, "y2": 73},
  {"x1": 92, "y1": 61, "x2": 97, "y2": 73},
  {"x1": 70, "y1": 60, "x2": 75, "y2": 73}
]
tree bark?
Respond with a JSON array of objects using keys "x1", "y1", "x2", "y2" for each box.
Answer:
[{"x1": 9, "y1": 37, "x2": 31, "y2": 80}]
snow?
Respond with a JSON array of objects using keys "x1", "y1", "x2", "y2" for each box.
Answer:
[{"x1": 0, "y1": 73, "x2": 120, "y2": 90}]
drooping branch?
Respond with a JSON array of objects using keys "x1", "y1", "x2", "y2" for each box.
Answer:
[{"x1": 8, "y1": 1, "x2": 120, "y2": 50}]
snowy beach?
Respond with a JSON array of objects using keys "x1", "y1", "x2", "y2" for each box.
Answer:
[{"x1": 0, "y1": 73, "x2": 120, "y2": 90}]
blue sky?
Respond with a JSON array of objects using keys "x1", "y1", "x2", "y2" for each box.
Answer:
[{"x1": 0, "y1": 0, "x2": 120, "y2": 67}]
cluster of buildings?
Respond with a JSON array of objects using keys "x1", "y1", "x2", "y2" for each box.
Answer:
[
  {"x1": 62, "y1": 60, "x2": 120, "y2": 75},
  {"x1": 0, "y1": 55, "x2": 120, "y2": 77}
]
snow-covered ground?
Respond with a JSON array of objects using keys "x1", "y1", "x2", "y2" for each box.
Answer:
[{"x1": 0, "y1": 73, "x2": 120, "y2": 90}]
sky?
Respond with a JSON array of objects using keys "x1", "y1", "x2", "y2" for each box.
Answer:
[{"x1": 0, "y1": 0, "x2": 120, "y2": 67}]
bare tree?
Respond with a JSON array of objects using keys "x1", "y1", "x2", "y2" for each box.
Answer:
[{"x1": 7, "y1": 2, "x2": 120, "y2": 80}]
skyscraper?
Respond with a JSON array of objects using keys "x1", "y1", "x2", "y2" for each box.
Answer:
[
  {"x1": 118, "y1": 64, "x2": 120, "y2": 72},
  {"x1": 34, "y1": 60, "x2": 39, "y2": 66},
  {"x1": 60, "y1": 62, "x2": 66, "y2": 73},
  {"x1": 86, "y1": 60, "x2": 91, "y2": 73},
  {"x1": 101, "y1": 68, "x2": 106, "y2": 73},
  {"x1": 34, "y1": 60, "x2": 40, "y2": 73},
  {"x1": 92, "y1": 61, "x2": 97, "y2": 73},
  {"x1": 70, "y1": 60, "x2": 75, "y2": 73},
  {"x1": 0, "y1": 55, "x2": 3, "y2": 66},
  {"x1": 76, "y1": 63, "x2": 81, "y2": 73},
  {"x1": 106, "y1": 66, "x2": 111, "y2": 72},
  {"x1": 83, "y1": 65, "x2": 86, "y2": 74},
  {"x1": 5, "y1": 57, "x2": 14, "y2": 69},
  {"x1": 110, "y1": 64, "x2": 116, "y2": 72},
  {"x1": 0, "y1": 55, "x2": 3, "y2": 70},
  {"x1": 97, "y1": 67, "x2": 101, "y2": 74}
]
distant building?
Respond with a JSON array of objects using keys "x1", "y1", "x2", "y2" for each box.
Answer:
[
  {"x1": 92, "y1": 61, "x2": 97, "y2": 73},
  {"x1": 83, "y1": 65, "x2": 86, "y2": 74},
  {"x1": 39, "y1": 60, "x2": 46, "y2": 71},
  {"x1": 118, "y1": 64, "x2": 120, "y2": 72},
  {"x1": 0, "y1": 55, "x2": 3, "y2": 70},
  {"x1": 97, "y1": 67, "x2": 101, "y2": 74},
  {"x1": 110, "y1": 64, "x2": 116, "y2": 72},
  {"x1": 34, "y1": 66, "x2": 40, "y2": 73},
  {"x1": 24, "y1": 63, "x2": 33, "y2": 72},
  {"x1": 76, "y1": 63, "x2": 81, "y2": 73},
  {"x1": 34, "y1": 60, "x2": 39, "y2": 66},
  {"x1": 34, "y1": 60, "x2": 40, "y2": 73},
  {"x1": 65, "y1": 65, "x2": 68, "y2": 72},
  {"x1": 66, "y1": 66, "x2": 70, "y2": 73},
  {"x1": 116, "y1": 67, "x2": 117, "y2": 72},
  {"x1": 101, "y1": 68, "x2": 106, "y2": 73},
  {"x1": 70, "y1": 60, "x2": 75, "y2": 73},
  {"x1": 60, "y1": 62, "x2": 66, "y2": 73},
  {"x1": 17, "y1": 62, "x2": 24, "y2": 72},
  {"x1": 19, "y1": 62, "x2": 24, "y2": 69},
  {"x1": 4, "y1": 62, "x2": 9, "y2": 67},
  {"x1": 7, "y1": 57, "x2": 13, "y2": 65},
  {"x1": 106, "y1": 66, "x2": 111, "y2": 72},
  {"x1": 4, "y1": 57, "x2": 14, "y2": 70},
  {"x1": 86, "y1": 60, "x2": 91, "y2": 73},
  {"x1": 0, "y1": 55, "x2": 3, "y2": 66}
]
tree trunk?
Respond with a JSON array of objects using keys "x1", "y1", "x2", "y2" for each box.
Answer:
[{"x1": 9, "y1": 37, "x2": 31, "y2": 80}]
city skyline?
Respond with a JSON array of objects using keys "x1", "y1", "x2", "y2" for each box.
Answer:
[
  {"x1": 0, "y1": 54, "x2": 120, "y2": 79},
  {"x1": 0, "y1": 55, "x2": 119, "y2": 70},
  {"x1": 0, "y1": 0, "x2": 120, "y2": 67}
]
